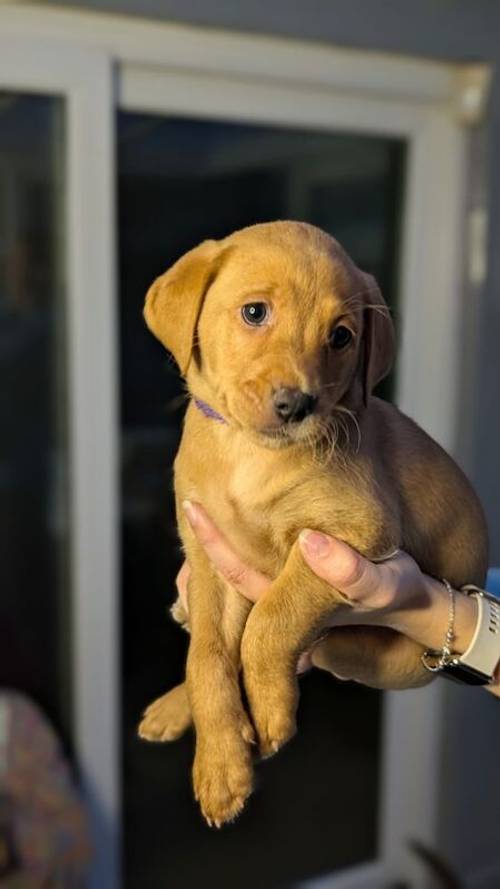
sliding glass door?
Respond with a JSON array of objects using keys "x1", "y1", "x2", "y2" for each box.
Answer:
[
  {"x1": 117, "y1": 111, "x2": 405, "y2": 888},
  {"x1": 0, "y1": 92, "x2": 70, "y2": 738}
]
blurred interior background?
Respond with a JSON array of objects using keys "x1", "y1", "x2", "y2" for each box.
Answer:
[{"x1": 1, "y1": 3, "x2": 500, "y2": 889}]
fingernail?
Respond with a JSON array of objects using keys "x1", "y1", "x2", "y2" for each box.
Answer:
[
  {"x1": 299, "y1": 529, "x2": 330, "y2": 558},
  {"x1": 182, "y1": 499, "x2": 197, "y2": 526}
]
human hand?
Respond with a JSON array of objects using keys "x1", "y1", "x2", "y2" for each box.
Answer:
[{"x1": 179, "y1": 501, "x2": 486, "y2": 691}]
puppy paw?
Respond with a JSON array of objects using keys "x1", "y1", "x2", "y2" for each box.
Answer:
[
  {"x1": 244, "y1": 667, "x2": 298, "y2": 757},
  {"x1": 170, "y1": 597, "x2": 190, "y2": 631},
  {"x1": 138, "y1": 682, "x2": 192, "y2": 742},
  {"x1": 193, "y1": 731, "x2": 253, "y2": 827},
  {"x1": 251, "y1": 698, "x2": 297, "y2": 758}
]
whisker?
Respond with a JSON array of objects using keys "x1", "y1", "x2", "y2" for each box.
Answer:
[
  {"x1": 342, "y1": 293, "x2": 392, "y2": 317},
  {"x1": 334, "y1": 404, "x2": 362, "y2": 453},
  {"x1": 363, "y1": 304, "x2": 392, "y2": 317},
  {"x1": 312, "y1": 415, "x2": 342, "y2": 468}
]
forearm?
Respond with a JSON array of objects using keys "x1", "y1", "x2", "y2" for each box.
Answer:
[{"x1": 380, "y1": 575, "x2": 500, "y2": 697}]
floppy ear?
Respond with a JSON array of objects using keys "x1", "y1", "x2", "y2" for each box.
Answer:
[
  {"x1": 361, "y1": 273, "x2": 395, "y2": 405},
  {"x1": 144, "y1": 239, "x2": 222, "y2": 375}
]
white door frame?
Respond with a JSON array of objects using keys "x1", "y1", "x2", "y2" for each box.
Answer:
[
  {"x1": 0, "y1": 7, "x2": 483, "y2": 888},
  {"x1": 0, "y1": 30, "x2": 120, "y2": 889}
]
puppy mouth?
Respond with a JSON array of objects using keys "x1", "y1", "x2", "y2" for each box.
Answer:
[
  {"x1": 256, "y1": 414, "x2": 322, "y2": 446},
  {"x1": 224, "y1": 390, "x2": 336, "y2": 447}
]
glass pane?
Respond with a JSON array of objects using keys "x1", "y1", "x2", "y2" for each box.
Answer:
[
  {"x1": 118, "y1": 113, "x2": 405, "y2": 888},
  {"x1": 0, "y1": 94, "x2": 70, "y2": 741}
]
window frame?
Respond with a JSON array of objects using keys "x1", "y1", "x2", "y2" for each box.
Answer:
[{"x1": 0, "y1": 8, "x2": 482, "y2": 888}]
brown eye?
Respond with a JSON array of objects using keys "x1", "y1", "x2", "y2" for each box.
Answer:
[
  {"x1": 329, "y1": 325, "x2": 353, "y2": 350},
  {"x1": 241, "y1": 302, "x2": 268, "y2": 326}
]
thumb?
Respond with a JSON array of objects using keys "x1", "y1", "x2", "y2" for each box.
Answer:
[{"x1": 298, "y1": 530, "x2": 396, "y2": 607}]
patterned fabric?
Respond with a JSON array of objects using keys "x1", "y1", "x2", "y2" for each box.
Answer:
[{"x1": 0, "y1": 691, "x2": 91, "y2": 888}]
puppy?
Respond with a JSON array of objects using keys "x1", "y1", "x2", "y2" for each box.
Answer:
[{"x1": 139, "y1": 221, "x2": 488, "y2": 827}]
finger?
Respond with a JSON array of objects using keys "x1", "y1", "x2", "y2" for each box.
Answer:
[
  {"x1": 182, "y1": 500, "x2": 271, "y2": 603},
  {"x1": 176, "y1": 561, "x2": 191, "y2": 613},
  {"x1": 298, "y1": 530, "x2": 401, "y2": 610}
]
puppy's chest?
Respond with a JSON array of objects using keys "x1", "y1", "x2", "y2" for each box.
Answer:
[
  {"x1": 180, "y1": 444, "x2": 387, "y2": 571},
  {"x1": 198, "y1": 457, "x2": 285, "y2": 560},
  {"x1": 178, "y1": 446, "x2": 301, "y2": 571},
  {"x1": 176, "y1": 408, "x2": 398, "y2": 566}
]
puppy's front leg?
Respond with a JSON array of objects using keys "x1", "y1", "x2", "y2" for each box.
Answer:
[
  {"x1": 241, "y1": 540, "x2": 346, "y2": 758},
  {"x1": 187, "y1": 556, "x2": 254, "y2": 826}
]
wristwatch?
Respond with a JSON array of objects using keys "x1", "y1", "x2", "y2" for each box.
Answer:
[{"x1": 441, "y1": 585, "x2": 500, "y2": 686}]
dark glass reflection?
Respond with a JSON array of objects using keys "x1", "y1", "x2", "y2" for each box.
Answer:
[
  {"x1": 118, "y1": 113, "x2": 405, "y2": 888},
  {"x1": 0, "y1": 94, "x2": 69, "y2": 739}
]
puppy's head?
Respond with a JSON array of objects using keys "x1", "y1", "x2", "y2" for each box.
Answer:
[{"x1": 144, "y1": 221, "x2": 394, "y2": 448}]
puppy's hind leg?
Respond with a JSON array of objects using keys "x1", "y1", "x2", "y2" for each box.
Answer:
[
  {"x1": 187, "y1": 567, "x2": 254, "y2": 827},
  {"x1": 139, "y1": 681, "x2": 192, "y2": 742},
  {"x1": 138, "y1": 595, "x2": 192, "y2": 742}
]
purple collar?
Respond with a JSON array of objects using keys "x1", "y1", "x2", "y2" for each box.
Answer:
[{"x1": 193, "y1": 397, "x2": 228, "y2": 424}]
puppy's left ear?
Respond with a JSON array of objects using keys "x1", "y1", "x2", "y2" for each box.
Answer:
[
  {"x1": 361, "y1": 273, "x2": 395, "y2": 406},
  {"x1": 144, "y1": 239, "x2": 224, "y2": 375}
]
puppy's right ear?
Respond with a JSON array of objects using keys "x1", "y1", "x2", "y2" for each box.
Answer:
[{"x1": 144, "y1": 239, "x2": 222, "y2": 375}]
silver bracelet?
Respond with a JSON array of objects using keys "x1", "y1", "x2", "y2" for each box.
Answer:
[{"x1": 421, "y1": 577, "x2": 456, "y2": 673}]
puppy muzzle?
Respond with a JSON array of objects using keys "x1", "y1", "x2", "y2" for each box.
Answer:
[{"x1": 272, "y1": 388, "x2": 318, "y2": 423}]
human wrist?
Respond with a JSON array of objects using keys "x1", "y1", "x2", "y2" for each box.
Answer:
[
  {"x1": 426, "y1": 578, "x2": 478, "y2": 655},
  {"x1": 385, "y1": 573, "x2": 477, "y2": 655}
]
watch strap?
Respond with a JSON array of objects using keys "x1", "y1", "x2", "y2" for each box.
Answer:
[{"x1": 442, "y1": 588, "x2": 500, "y2": 685}]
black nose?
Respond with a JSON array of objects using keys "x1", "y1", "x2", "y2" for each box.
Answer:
[{"x1": 273, "y1": 388, "x2": 317, "y2": 422}]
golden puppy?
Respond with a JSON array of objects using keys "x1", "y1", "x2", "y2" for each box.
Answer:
[{"x1": 139, "y1": 221, "x2": 488, "y2": 827}]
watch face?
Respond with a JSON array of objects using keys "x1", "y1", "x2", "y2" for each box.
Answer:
[{"x1": 441, "y1": 662, "x2": 490, "y2": 686}]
